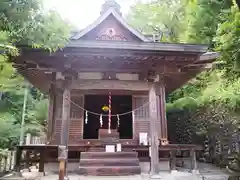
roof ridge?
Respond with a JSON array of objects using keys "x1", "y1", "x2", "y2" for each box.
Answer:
[{"x1": 71, "y1": 8, "x2": 149, "y2": 42}]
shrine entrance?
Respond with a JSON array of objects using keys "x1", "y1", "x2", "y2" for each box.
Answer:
[{"x1": 83, "y1": 95, "x2": 133, "y2": 139}]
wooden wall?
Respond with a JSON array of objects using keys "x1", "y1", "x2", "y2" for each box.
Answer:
[
  {"x1": 51, "y1": 92, "x2": 162, "y2": 145},
  {"x1": 52, "y1": 92, "x2": 84, "y2": 144},
  {"x1": 132, "y1": 96, "x2": 161, "y2": 143}
]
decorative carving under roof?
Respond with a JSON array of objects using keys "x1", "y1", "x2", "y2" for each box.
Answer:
[
  {"x1": 101, "y1": 0, "x2": 121, "y2": 15},
  {"x1": 96, "y1": 28, "x2": 127, "y2": 41}
]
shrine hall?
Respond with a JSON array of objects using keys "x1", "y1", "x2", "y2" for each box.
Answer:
[{"x1": 13, "y1": 0, "x2": 219, "y2": 176}]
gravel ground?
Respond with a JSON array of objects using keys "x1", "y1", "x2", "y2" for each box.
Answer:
[{"x1": 1, "y1": 162, "x2": 233, "y2": 180}]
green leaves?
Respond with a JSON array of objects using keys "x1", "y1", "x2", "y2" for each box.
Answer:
[
  {"x1": 27, "y1": 98, "x2": 48, "y2": 129},
  {"x1": 215, "y1": 6, "x2": 240, "y2": 70},
  {"x1": 0, "y1": 0, "x2": 71, "y2": 50},
  {"x1": 125, "y1": 0, "x2": 240, "y2": 151},
  {"x1": 0, "y1": 55, "x2": 24, "y2": 93},
  {"x1": 183, "y1": 0, "x2": 232, "y2": 45},
  {"x1": 27, "y1": 10, "x2": 71, "y2": 51},
  {"x1": 0, "y1": 0, "x2": 72, "y2": 148},
  {"x1": 0, "y1": 113, "x2": 20, "y2": 148},
  {"x1": 127, "y1": 0, "x2": 187, "y2": 42}
]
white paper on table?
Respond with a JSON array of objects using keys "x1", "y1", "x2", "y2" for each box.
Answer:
[
  {"x1": 116, "y1": 143, "x2": 121, "y2": 152},
  {"x1": 105, "y1": 145, "x2": 115, "y2": 152},
  {"x1": 139, "y1": 132, "x2": 148, "y2": 145}
]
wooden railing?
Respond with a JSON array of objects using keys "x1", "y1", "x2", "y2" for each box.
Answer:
[{"x1": 133, "y1": 144, "x2": 203, "y2": 171}]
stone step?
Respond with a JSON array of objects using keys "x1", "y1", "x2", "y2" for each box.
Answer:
[
  {"x1": 80, "y1": 158, "x2": 139, "y2": 166},
  {"x1": 81, "y1": 152, "x2": 137, "y2": 159},
  {"x1": 78, "y1": 166, "x2": 141, "y2": 176}
]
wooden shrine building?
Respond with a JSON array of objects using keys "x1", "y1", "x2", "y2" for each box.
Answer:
[{"x1": 13, "y1": 0, "x2": 218, "y2": 176}]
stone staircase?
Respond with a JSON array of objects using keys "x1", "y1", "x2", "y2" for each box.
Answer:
[{"x1": 79, "y1": 152, "x2": 141, "y2": 176}]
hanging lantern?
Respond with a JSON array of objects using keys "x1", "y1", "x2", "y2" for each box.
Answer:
[
  {"x1": 100, "y1": 114, "x2": 103, "y2": 127},
  {"x1": 85, "y1": 111, "x2": 88, "y2": 124}
]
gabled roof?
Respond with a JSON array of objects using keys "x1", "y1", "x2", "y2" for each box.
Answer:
[{"x1": 71, "y1": 8, "x2": 150, "y2": 42}]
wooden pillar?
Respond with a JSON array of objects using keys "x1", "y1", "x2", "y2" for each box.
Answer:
[
  {"x1": 59, "y1": 81, "x2": 71, "y2": 179},
  {"x1": 159, "y1": 84, "x2": 168, "y2": 144},
  {"x1": 39, "y1": 148, "x2": 45, "y2": 175},
  {"x1": 47, "y1": 84, "x2": 55, "y2": 143},
  {"x1": 149, "y1": 84, "x2": 160, "y2": 175},
  {"x1": 60, "y1": 86, "x2": 71, "y2": 147}
]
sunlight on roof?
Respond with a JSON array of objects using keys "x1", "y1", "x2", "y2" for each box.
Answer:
[{"x1": 44, "y1": 0, "x2": 150, "y2": 29}]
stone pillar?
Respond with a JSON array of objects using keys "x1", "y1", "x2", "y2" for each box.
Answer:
[
  {"x1": 149, "y1": 84, "x2": 160, "y2": 175},
  {"x1": 159, "y1": 84, "x2": 168, "y2": 145}
]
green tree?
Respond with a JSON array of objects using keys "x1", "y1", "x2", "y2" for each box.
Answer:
[
  {"x1": 0, "y1": 0, "x2": 72, "y2": 148},
  {"x1": 0, "y1": 0, "x2": 71, "y2": 50},
  {"x1": 183, "y1": 0, "x2": 233, "y2": 46},
  {"x1": 127, "y1": 0, "x2": 187, "y2": 42},
  {"x1": 128, "y1": 0, "x2": 240, "y2": 170}
]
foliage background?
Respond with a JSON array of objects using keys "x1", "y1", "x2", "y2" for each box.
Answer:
[
  {"x1": 0, "y1": 0, "x2": 71, "y2": 151},
  {"x1": 127, "y1": 0, "x2": 240, "y2": 169}
]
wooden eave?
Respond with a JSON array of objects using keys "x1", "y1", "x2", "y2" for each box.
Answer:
[
  {"x1": 13, "y1": 43, "x2": 218, "y2": 94},
  {"x1": 71, "y1": 8, "x2": 149, "y2": 42},
  {"x1": 197, "y1": 52, "x2": 220, "y2": 63},
  {"x1": 66, "y1": 40, "x2": 208, "y2": 53},
  {"x1": 16, "y1": 66, "x2": 51, "y2": 93}
]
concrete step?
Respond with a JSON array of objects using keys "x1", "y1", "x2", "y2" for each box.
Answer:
[
  {"x1": 78, "y1": 166, "x2": 141, "y2": 176},
  {"x1": 80, "y1": 158, "x2": 139, "y2": 166}
]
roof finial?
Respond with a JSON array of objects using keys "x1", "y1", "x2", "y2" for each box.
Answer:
[{"x1": 101, "y1": 0, "x2": 122, "y2": 15}]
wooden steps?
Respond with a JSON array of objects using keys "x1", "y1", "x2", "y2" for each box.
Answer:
[
  {"x1": 79, "y1": 152, "x2": 141, "y2": 176},
  {"x1": 80, "y1": 158, "x2": 140, "y2": 166},
  {"x1": 81, "y1": 152, "x2": 138, "y2": 159}
]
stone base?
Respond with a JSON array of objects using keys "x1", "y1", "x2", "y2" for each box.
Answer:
[
  {"x1": 149, "y1": 174, "x2": 163, "y2": 179},
  {"x1": 12, "y1": 172, "x2": 23, "y2": 177},
  {"x1": 191, "y1": 169, "x2": 200, "y2": 175},
  {"x1": 59, "y1": 176, "x2": 69, "y2": 180},
  {"x1": 0, "y1": 171, "x2": 42, "y2": 180},
  {"x1": 171, "y1": 170, "x2": 178, "y2": 175}
]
